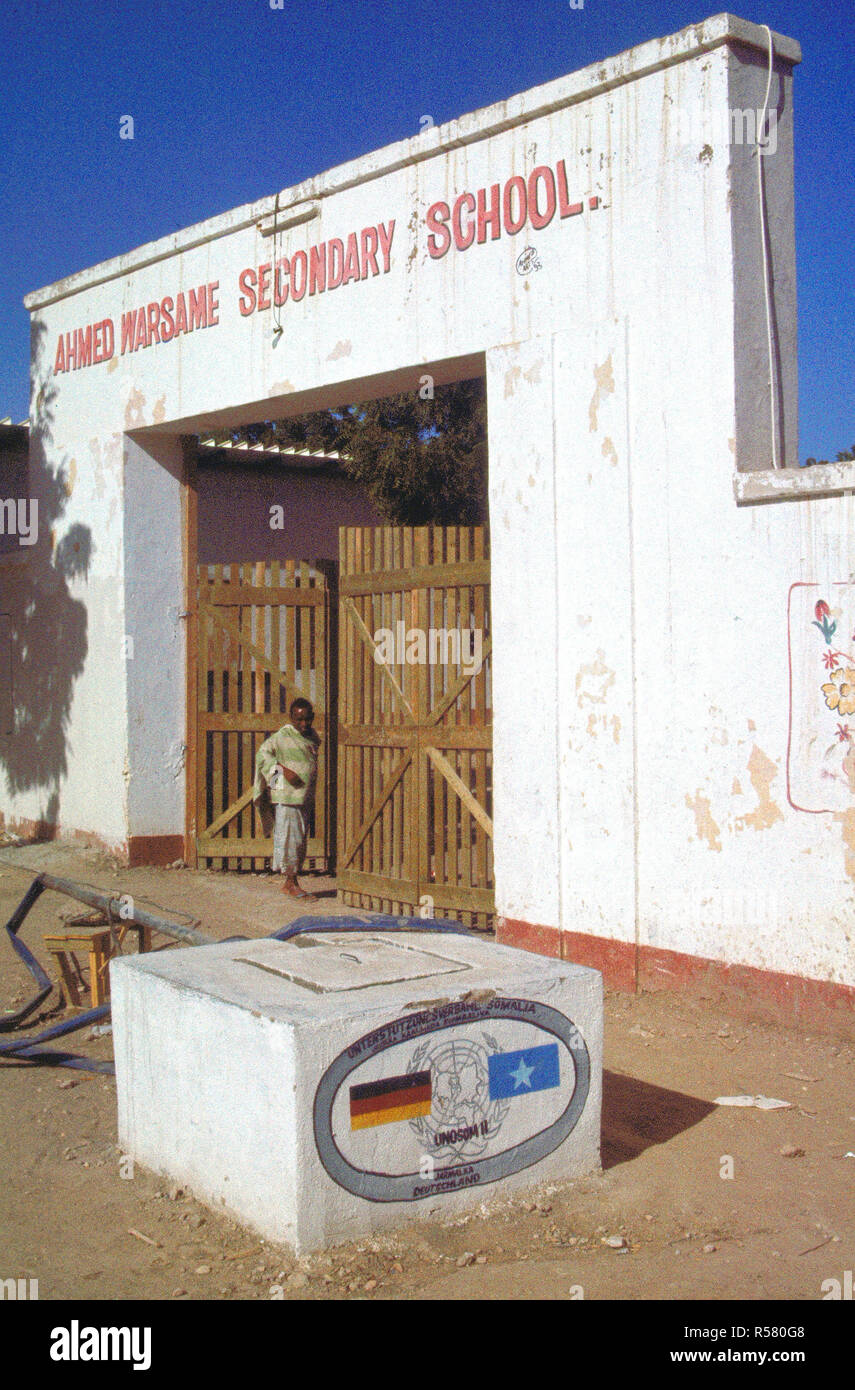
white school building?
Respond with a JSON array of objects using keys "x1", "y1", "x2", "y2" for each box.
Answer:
[{"x1": 3, "y1": 13, "x2": 854, "y2": 1034}]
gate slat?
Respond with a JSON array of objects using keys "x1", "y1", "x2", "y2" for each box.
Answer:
[
  {"x1": 196, "y1": 556, "x2": 330, "y2": 874},
  {"x1": 447, "y1": 528, "x2": 459, "y2": 895},
  {"x1": 337, "y1": 524, "x2": 493, "y2": 928},
  {"x1": 245, "y1": 564, "x2": 258, "y2": 871},
  {"x1": 197, "y1": 597, "x2": 211, "y2": 867},
  {"x1": 473, "y1": 527, "x2": 489, "y2": 926},
  {"x1": 211, "y1": 565, "x2": 225, "y2": 865}
]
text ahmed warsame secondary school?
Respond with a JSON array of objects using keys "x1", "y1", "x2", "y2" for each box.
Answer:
[{"x1": 51, "y1": 158, "x2": 600, "y2": 375}]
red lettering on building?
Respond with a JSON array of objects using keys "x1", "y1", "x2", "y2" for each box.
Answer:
[
  {"x1": 76, "y1": 325, "x2": 92, "y2": 368},
  {"x1": 290, "y1": 250, "x2": 307, "y2": 302},
  {"x1": 257, "y1": 264, "x2": 271, "y2": 312},
  {"x1": 308, "y1": 246, "x2": 325, "y2": 296},
  {"x1": 274, "y1": 259, "x2": 289, "y2": 305},
  {"x1": 528, "y1": 166, "x2": 557, "y2": 230},
  {"x1": 160, "y1": 297, "x2": 175, "y2": 342},
  {"x1": 174, "y1": 292, "x2": 188, "y2": 334},
  {"x1": 188, "y1": 286, "x2": 208, "y2": 331},
  {"x1": 238, "y1": 269, "x2": 257, "y2": 317},
  {"x1": 452, "y1": 193, "x2": 476, "y2": 251},
  {"x1": 426, "y1": 202, "x2": 451, "y2": 259},
  {"x1": 377, "y1": 220, "x2": 395, "y2": 273},
  {"x1": 121, "y1": 309, "x2": 138, "y2": 354},
  {"x1": 503, "y1": 176, "x2": 527, "y2": 235},
  {"x1": 327, "y1": 238, "x2": 344, "y2": 290},
  {"x1": 359, "y1": 226, "x2": 379, "y2": 277},
  {"x1": 476, "y1": 185, "x2": 501, "y2": 243},
  {"x1": 555, "y1": 161, "x2": 582, "y2": 217},
  {"x1": 341, "y1": 232, "x2": 360, "y2": 286},
  {"x1": 147, "y1": 302, "x2": 161, "y2": 345}
]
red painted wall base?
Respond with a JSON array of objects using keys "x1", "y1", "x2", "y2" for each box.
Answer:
[
  {"x1": 127, "y1": 836, "x2": 185, "y2": 868},
  {"x1": 497, "y1": 918, "x2": 855, "y2": 1041},
  {"x1": 0, "y1": 815, "x2": 184, "y2": 870}
]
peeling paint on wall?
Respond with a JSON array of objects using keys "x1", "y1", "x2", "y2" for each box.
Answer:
[
  {"x1": 588, "y1": 353, "x2": 614, "y2": 432},
  {"x1": 327, "y1": 340, "x2": 352, "y2": 360},
  {"x1": 737, "y1": 746, "x2": 784, "y2": 831},
  {"x1": 601, "y1": 435, "x2": 618, "y2": 466},
  {"x1": 833, "y1": 807, "x2": 855, "y2": 880},
  {"x1": 124, "y1": 387, "x2": 146, "y2": 428},
  {"x1": 575, "y1": 650, "x2": 616, "y2": 707},
  {"x1": 584, "y1": 711, "x2": 622, "y2": 745},
  {"x1": 504, "y1": 365, "x2": 521, "y2": 398},
  {"x1": 685, "y1": 791, "x2": 722, "y2": 852}
]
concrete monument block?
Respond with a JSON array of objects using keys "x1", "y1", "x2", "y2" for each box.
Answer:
[{"x1": 111, "y1": 928, "x2": 602, "y2": 1252}]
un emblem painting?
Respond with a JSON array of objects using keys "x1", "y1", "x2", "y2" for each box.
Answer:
[{"x1": 313, "y1": 997, "x2": 591, "y2": 1203}]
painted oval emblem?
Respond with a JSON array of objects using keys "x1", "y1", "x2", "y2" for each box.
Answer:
[{"x1": 313, "y1": 997, "x2": 590, "y2": 1203}]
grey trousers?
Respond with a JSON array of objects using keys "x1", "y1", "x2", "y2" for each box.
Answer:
[{"x1": 272, "y1": 804, "x2": 308, "y2": 874}]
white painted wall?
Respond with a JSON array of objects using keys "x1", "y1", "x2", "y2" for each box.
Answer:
[
  {"x1": 9, "y1": 16, "x2": 842, "y2": 991},
  {"x1": 123, "y1": 432, "x2": 187, "y2": 841}
]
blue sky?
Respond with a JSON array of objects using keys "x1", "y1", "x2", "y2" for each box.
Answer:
[{"x1": 0, "y1": 0, "x2": 851, "y2": 459}]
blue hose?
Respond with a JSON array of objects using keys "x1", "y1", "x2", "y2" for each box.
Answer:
[
  {"x1": 0, "y1": 877, "x2": 52, "y2": 1031},
  {"x1": 1, "y1": 876, "x2": 115, "y2": 1073},
  {"x1": 2, "y1": 880, "x2": 473, "y2": 1075},
  {"x1": 270, "y1": 913, "x2": 474, "y2": 941}
]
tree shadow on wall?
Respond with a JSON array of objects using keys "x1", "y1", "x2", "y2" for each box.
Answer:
[{"x1": 0, "y1": 318, "x2": 90, "y2": 835}]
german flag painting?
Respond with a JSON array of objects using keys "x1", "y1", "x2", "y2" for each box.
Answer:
[{"x1": 349, "y1": 1070, "x2": 431, "y2": 1131}]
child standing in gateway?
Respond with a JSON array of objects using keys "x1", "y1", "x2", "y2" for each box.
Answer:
[{"x1": 253, "y1": 697, "x2": 320, "y2": 899}]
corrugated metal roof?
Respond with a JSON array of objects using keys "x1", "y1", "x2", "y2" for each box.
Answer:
[{"x1": 197, "y1": 437, "x2": 348, "y2": 466}]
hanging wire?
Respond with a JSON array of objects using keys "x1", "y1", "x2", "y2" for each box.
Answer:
[
  {"x1": 272, "y1": 187, "x2": 284, "y2": 343},
  {"x1": 757, "y1": 24, "x2": 780, "y2": 469}
]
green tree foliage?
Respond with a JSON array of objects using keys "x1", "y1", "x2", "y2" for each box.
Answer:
[
  {"x1": 237, "y1": 379, "x2": 487, "y2": 525},
  {"x1": 803, "y1": 443, "x2": 855, "y2": 467}
]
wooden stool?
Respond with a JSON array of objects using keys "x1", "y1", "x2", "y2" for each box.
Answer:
[{"x1": 43, "y1": 923, "x2": 152, "y2": 1008}]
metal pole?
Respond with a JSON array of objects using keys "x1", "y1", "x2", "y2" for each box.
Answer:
[{"x1": 2, "y1": 866, "x2": 213, "y2": 948}]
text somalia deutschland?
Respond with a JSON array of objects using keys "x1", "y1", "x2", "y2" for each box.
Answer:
[{"x1": 51, "y1": 158, "x2": 599, "y2": 374}]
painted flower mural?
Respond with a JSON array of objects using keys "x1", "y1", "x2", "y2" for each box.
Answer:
[
  {"x1": 811, "y1": 598, "x2": 855, "y2": 794},
  {"x1": 821, "y1": 667, "x2": 855, "y2": 716},
  {"x1": 788, "y1": 586, "x2": 855, "y2": 812},
  {"x1": 813, "y1": 600, "x2": 836, "y2": 644}
]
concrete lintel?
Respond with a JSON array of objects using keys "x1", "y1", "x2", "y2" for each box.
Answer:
[
  {"x1": 131, "y1": 351, "x2": 487, "y2": 437},
  {"x1": 24, "y1": 13, "x2": 800, "y2": 313},
  {"x1": 734, "y1": 463, "x2": 855, "y2": 505}
]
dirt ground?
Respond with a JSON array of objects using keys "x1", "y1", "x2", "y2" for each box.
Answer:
[{"x1": 1, "y1": 840, "x2": 853, "y2": 1304}]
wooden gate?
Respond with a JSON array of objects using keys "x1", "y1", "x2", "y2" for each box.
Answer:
[
  {"x1": 337, "y1": 527, "x2": 493, "y2": 928},
  {"x1": 194, "y1": 560, "x2": 332, "y2": 869}
]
